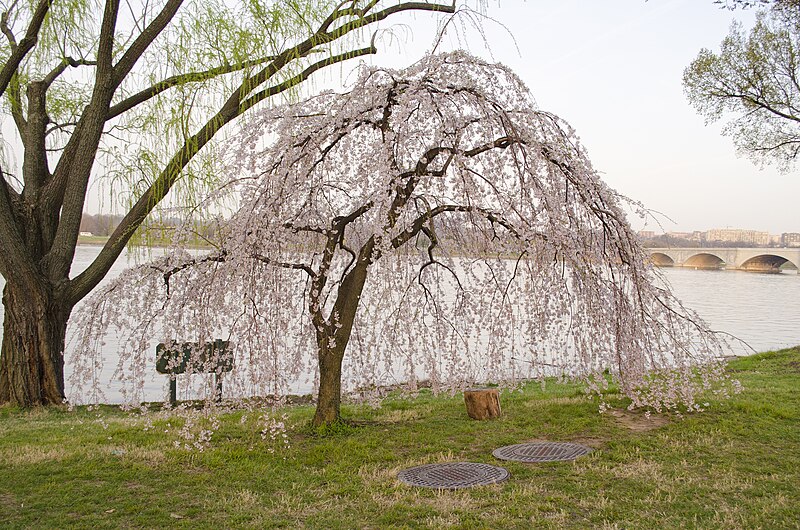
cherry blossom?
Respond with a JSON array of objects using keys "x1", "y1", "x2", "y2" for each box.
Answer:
[{"x1": 70, "y1": 52, "x2": 734, "y2": 426}]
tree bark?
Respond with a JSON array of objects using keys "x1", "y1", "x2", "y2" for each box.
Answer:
[
  {"x1": 311, "y1": 252, "x2": 372, "y2": 427},
  {"x1": 0, "y1": 281, "x2": 71, "y2": 406},
  {"x1": 313, "y1": 344, "x2": 345, "y2": 427}
]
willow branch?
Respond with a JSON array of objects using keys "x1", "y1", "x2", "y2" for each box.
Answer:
[
  {"x1": 69, "y1": 1, "x2": 456, "y2": 304},
  {"x1": 0, "y1": 0, "x2": 51, "y2": 97},
  {"x1": 239, "y1": 45, "x2": 376, "y2": 114},
  {"x1": 107, "y1": 54, "x2": 276, "y2": 120},
  {"x1": 111, "y1": 0, "x2": 184, "y2": 86},
  {"x1": 43, "y1": 57, "x2": 97, "y2": 87}
]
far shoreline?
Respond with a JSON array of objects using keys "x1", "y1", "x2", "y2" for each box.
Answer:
[{"x1": 77, "y1": 236, "x2": 213, "y2": 250}]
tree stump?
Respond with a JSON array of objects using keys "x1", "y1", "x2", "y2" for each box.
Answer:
[{"x1": 463, "y1": 388, "x2": 501, "y2": 420}]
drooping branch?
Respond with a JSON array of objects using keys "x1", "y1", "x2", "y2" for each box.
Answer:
[
  {"x1": 239, "y1": 45, "x2": 377, "y2": 114},
  {"x1": 70, "y1": 1, "x2": 455, "y2": 304},
  {"x1": 252, "y1": 253, "x2": 316, "y2": 277},
  {"x1": 157, "y1": 250, "x2": 228, "y2": 295},
  {"x1": 111, "y1": 0, "x2": 184, "y2": 87},
  {"x1": 324, "y1": 1, "x2": 456, "y2": 41},
  {"x1": 384, "y1": 137, "x2": 521, "y2": 230},
  {"x1": 317, "y1": 0, "x2": 378, "y2": 33},
  {"x1": 388, "y1": 204, "x2": 532, "y2": 252},
  {"x1": 157, "y1": 250, "x2": 317, "y2": 300}
]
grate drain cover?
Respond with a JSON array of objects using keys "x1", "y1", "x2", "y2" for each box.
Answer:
[
  {"x1": 397, "y1": 462, "x2": 510, "y2": 490},
  {"x1": 492, "y1": 441, "x2": 592, "y2": 463}
]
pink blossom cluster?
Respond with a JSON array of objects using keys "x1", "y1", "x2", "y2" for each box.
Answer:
[{"x1": 69, "y1": 52, "x2": 735, "y2": 427}]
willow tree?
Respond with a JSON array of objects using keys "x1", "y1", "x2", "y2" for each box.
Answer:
[
  {"x1": 684, "y1": 4, "x2": 800, "y2": 170},
  {"x1": 0, "y1": 0, "x2": 459, "y2": 406},
  {"x1": 74, "y1": 52, "x2": 731, "y2": 426}
]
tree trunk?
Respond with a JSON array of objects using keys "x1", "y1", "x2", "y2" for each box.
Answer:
[
  {"x1": 463, "y1": 388, "x2": 502, "y2": 420},
  {"x1": 313, "y1": 345, "x2": 345, "y2": 427},
  {"x1": 0, "y1": 281, "x2": 71, "y2": 406},
  {"x1": 311, "y1": 254, "x2": 372, "y2": 427}
]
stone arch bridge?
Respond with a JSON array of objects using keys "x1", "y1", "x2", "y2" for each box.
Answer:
[{"x1": 648, "y1": 248, "x2": 800, "y2": 273}]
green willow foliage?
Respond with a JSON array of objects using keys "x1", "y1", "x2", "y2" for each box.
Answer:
[
  {"x1": 684, "y1": 4, "x2": 800, "y2": 171},
  {"x1": 0, "y1": 0, "x2": 458, "y2": 407}
]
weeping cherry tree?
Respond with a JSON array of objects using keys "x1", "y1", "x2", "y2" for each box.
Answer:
[{"x1": 73, "y1": 52, "x2": 733, "y2": 426}]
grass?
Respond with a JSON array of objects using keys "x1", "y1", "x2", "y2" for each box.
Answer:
[{"x1": 1, "y1": 348, "x2": 799, "y2": 529}]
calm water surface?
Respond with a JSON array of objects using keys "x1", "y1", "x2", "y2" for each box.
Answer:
[{"x1": 0, "y1": 247, "x2": 798, "y2": 402}]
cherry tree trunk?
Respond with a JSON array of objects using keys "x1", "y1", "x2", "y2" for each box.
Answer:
[
  {"x1": 0, "y1": 282, "x2": 70, "y2": 406},
  {"x1": 313, "y1": 346, "x2": 345, "y2": 427},
  {"x1": 311, "y1": 256, "x2": 371, "y2": 427}
]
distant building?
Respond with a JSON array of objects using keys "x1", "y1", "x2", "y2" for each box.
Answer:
[
  {"x1": 705, "y1": 228, "x2": 770, "y2": 246},
  {"x1": 79, "y1": 231, "x2": 93, "y2": 237},
  {"x1": 637, "y1": 230, "x2": 656, "y2": 239},
  {"x1": 782, "y1": 232, "x2": 800, "y2": 247},
  {"x1": 665, "y1": 231, "x2": 691, "y2": 240}
]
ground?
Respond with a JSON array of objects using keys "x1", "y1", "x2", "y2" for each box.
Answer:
[{"x1": 0, "y1": 348, "x2": 798, "y2": 529}]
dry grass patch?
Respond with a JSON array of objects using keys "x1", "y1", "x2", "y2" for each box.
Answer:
[
  {"x1": 0, "y1": 445, "x2": 76, "y2": 465},
  {"x1": 523, "y1": 395, "x2": 587, "y2": 408},
  {"x1": 218, "y1": 488, "x2": 262, "y2": 510},
  {"x1": 380, "y1": 408, "x2": 426, "y2": 422},
  {"x1": 609, "y1": 458, "x2": 665, "y2": 480},
  {"x1": 95, "y1": 444, "x2": 168, "y2": 465},
  {"x1": 607, "y1": 408, "x2": 669, "y2": 431},
  {"x1": 0, "y1": 492, "x2": 18, "y2": 509}
]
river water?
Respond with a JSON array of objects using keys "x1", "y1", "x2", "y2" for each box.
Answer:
[{"x1": 0, "y1": 246, "x2": 798, "y2": 402}]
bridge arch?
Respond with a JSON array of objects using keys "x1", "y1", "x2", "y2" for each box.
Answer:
[
  {"x1": 649, "y1": 252, "x2": 674, "y2": 267},
  {"x1": 739, "y1": 254, "x2": 797, "y2": 273},
  {"x1": 684, "y1": 253, "x2": 726, "y2": 270}
]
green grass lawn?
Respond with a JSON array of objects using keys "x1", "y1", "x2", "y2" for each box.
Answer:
[{"x1": 1, "y1": 348, "x2": 798, "y2": 529}]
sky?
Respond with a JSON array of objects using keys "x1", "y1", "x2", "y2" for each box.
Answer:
[{"x1": 321, "y1": 0, "x2": 799, "y2": 235}]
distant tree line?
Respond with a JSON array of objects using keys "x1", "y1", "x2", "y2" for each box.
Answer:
[
  {"x1": 79, "y1": 213, "x2": 218, "y2": 244},
  {"x1": 79, "y1": 214, "x2": 123, "y2": 237}
]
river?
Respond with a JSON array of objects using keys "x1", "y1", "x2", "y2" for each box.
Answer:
[{"x1": 0, "y1": 246, "x2": 798, "y2": 402}]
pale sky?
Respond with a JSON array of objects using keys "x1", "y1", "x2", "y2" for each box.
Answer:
[
  {"x1": 341, "y1": 0, "x2": 799, "y2": 235},
  {"x1": 77, "y1": 0, "x2": 797, "y2": 234}
]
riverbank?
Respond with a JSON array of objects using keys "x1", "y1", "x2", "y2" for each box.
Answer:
[
  {"x1": 77, "y1": 235, "x2": 213, "y2": 249},
  {"x1": 1, "y1": 347, "x2": 798, "y2": 528}
]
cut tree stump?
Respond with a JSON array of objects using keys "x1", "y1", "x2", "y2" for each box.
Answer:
[{"x1": 463, "y1": 387, "x2": 502, "y2": 420}]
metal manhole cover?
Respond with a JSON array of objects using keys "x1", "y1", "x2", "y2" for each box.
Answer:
[
  {"x1": 492, "y1": 442, "x2": 592, "y2": 463},
  {"x1": 397, "y1": 462, "x2": 510, "y2": 489}
]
